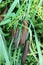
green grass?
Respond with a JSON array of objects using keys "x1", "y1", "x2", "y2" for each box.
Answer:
[{"x1": 0, "y1": 0, "x2": 43, "y2": 65}]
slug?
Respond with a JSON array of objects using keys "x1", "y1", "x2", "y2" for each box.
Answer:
[
  {"x1": 0, "y1": 7, "x2": 8, "y2": 21},
  {"x1": 11, "y1": 29, "x2": 19, "y2": 48},
  {"x1": 14, "y1": 29, "x2": 19, "y2": 48},
  {"x1": 0, "y1": 16, "x2": 3, "y2": 21},
  {"x1": 20, "y1": 20, "x2": 28, "y2": 47},
  {"x1": 21, "y1": 41, "x2": 28, "y2": 65},
  {"x1": 11, "y1": 29, "x2": 14, "y2": 38},
  {"x1": 3, "y1": 7, "x2": 8, "y2": 14}
]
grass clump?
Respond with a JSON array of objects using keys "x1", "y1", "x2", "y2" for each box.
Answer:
[{"x1": 0, "y1": 0, "x2": 43, "y2": 65}]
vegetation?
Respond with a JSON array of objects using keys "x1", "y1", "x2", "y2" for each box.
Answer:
[{"x1": 0, "y1": 0, "x2": 43, "y2": 65}]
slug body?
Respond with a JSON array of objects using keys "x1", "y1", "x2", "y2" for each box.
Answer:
[
  {"x1": 0, "y1": 7, "x2": 8, "y2": 21},
  {"x1": 14, "y1": 29, "x2": 19, "y2": 48},
  {"x1": 0, "y1": 17, "x2": 3, "y2": 21},
  {"x1": 11, "y1": 29, "x2": 19, "y2": 48},
  {"x1": 20, "y1": 20, "x2": 28, "y2": 47},
  {"x1": 21, "y1": 41, "x2": 28, "y2": 65},
  {"x1": 3, "y1": 7, "x2": 8, "y2": 14}
]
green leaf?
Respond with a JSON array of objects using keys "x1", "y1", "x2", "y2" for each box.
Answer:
[{"x1": 0, "y1": 33, "x2": 10, "y2": 65}]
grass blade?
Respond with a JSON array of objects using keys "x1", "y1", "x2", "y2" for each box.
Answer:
[{"x1": 0, "y1": 33, "x2": 10, "y2": 65}]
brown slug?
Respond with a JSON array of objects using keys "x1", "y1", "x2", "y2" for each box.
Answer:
[
  {"x1": 20, "y1": 20, "x2": 28, "y2": 47},
  {"x1": 21, "y1": 41, "x2": 28, "y2": 65},
  {"x1": 11, "y1": 29, "x2": 19, "y2": 48},
  {"x1": 14, "y1": 29, "x2": 19, "y2": 48},
  {"x1": 0, "y1": 16, "x2": 3, "y2": 21},
  {"x1": 11, "y1": 29, "x2": 14, "y2": 38},
  {"x1": 0, "y1": 7, "x2": 8, "y2": 21},
  {"x1": 3, "y1": 7, "x2": 8, "y2": 14}
]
